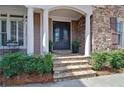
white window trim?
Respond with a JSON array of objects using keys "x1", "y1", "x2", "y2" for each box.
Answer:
[
  {"x1": 117, "y1": 18, "x2": 124, "y2": 49},
  {"x1": 0, "y1": 13, "x2": 26, "y2": 49}
]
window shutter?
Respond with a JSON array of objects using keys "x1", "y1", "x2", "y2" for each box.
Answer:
[
  {"x1": 110, "y1": 17, "x2": 118, "y2": 49},
  {"x1": 110, "y1": 17, "x2": 117, "y2": 32}
]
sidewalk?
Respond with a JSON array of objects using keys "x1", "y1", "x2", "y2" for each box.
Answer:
[{"x1": 17, "y1": 73, "x2": 124, "y2": 87}]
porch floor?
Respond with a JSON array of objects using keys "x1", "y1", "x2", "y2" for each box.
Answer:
[{"x1": 52, "y1": 50, "x2": 84, "y2": 58}]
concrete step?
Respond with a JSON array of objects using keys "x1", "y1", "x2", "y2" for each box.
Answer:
[
  {"x1": 54, "y1": 70, "x2": 96, "y2": 81},
  {"x1": 54, "y1": 64, "x2": 92, "y2": 73},
  {"x1": 54, "y1": 55, "x2": 90, "y2": 61},
  {"x1": 53, "y1": 60, "x2": 89, "y2": 67}
]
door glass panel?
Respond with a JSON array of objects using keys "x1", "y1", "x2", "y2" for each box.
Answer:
[
  {"x1": 63, "y1": 28, "x2": 68, "y2": 41},
  {"x1": 55, "y1": 28, "x2": 60, "y2": 42}
]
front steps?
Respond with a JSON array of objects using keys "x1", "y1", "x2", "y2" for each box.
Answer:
[{"x1": 53, "y1": 55, "x2": 96, "y2": 81}]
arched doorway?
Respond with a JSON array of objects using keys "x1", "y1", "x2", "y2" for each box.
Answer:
[{"x1": 48, "y1": 7, "x2": 86, "y2": 54}]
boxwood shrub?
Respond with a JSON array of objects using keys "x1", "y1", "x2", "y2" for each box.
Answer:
[
  {"x1": 108, "y1": 50, "x2": 124, "y2": 69},
  {"x1": 0, "y1": 52, "x2": 53, "y2": 78},
  {"x1": 91, "y1": 51, "x2": 109, "y2": 70},
  {"x1": 91, "y1": 50, "x2": 124, "y2": 70}
]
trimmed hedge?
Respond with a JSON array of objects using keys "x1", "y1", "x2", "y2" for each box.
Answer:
[
  {"x1": 91, "y1": 51, "x2": 109, "y2": 70},
  {"x1": 91, "y1": 50, "x2": 124, "y2": 70},
  {"x1": 0, "y1": 52, "x2": 53, "y2": 78}
]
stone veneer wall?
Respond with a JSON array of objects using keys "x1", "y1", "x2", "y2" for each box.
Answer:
[
  {"x1": 92, "y1": 5, "x2": 124, "y2": 52},
  {"x1": 72, "y1": 15, "x2": 85, "y2": 54}
]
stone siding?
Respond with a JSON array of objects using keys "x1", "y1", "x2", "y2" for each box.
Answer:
[
  {"x1": 92, "y1": 5, "x2": 124, "y2": 52},
  {"x1": 72, "y1": 15, "x2": 85, "y2": 54}
]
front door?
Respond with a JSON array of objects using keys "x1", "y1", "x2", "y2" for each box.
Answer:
[{"x1": 53, "y1": 21, "x2": 70, "y2": 50}]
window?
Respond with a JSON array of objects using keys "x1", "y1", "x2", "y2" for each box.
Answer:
[
  {"x1": 11, "y1": 21, "x2": 17, "y2": 42},
  {"x1": 10, "y1": 20, "x2": 24, "y2": 46},
  {"x1": 116, "y1": 20, "x2": 123, "y2": 47},
  {"x1": 1, "y1": 20, "x2": 7, "y2": 46},
  {"x1": 18, "y1": 21, "x2": 24, "y2": 46},
  {"x1": 0, "y1": 14, "x2": 25, "y2": 47}
]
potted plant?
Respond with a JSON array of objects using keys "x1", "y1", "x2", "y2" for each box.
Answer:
[
  {"x1": 72, "y1": 40, "x2": 80, "y2": 53},
  {"x1": 49, "y1": 40, "x2": 53, "y2": 53}
]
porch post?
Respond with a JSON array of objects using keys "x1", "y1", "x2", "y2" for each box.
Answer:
[
  {"x1": 27, "y1": 7, "x2": 34, "y2": 55},
  {"x1": 42, "y1": 9, "x2": 49, "y2": 54},
  {"x1": 85, "y1": 14, "x2": 91, "y2": 57}
]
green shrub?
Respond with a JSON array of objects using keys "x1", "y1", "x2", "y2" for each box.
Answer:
[
  {"x1": 0, "y1": 52, "x2": 26, "y2": 77},
  {"x1": 91, "y1": 50, "x2": 124, "y2": 70},
  {"x1": 91, "y1": 51, "x2": 109, "y2": 70},
  {"x1": 23, "y1": 56, "x2": 44, "y2": 74},
  {"x1": 0, "y1": 52, "x2": 53, "y2": 77},
  {"x1": 72, "y1": 40, "x2": 80, "y2": 47},
  {"x1": 42, "y1": 53, "x2": 53, "y2": 73},
  {"x1": 108, "y1": 50, "x2": 124, "y2": 69},
  {"x1": 24, "y1": 54, "x2": 53, "y2": 74}
]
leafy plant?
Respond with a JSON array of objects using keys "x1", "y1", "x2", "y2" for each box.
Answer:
[
  {"x1": 43, "y1": 53, "x2": 53, "y2": 73},
  {"x1": 0, "y1": 52, "x2": 53, "y2": 78},
  {"x1": 91, "y1": 51, "x2": 109, "y2": 70},
  {"x1": 108, "y1": 50, "x2": 124, "y2": 69},
  {"x1": 0, "y1": 52, "x2": 26, "y2": 77},
  {"x1": 91, "y1": 50, "x2": 124, "y2": 70},
  {"x1": 23, "y1": 56, "x2": 44, "y2": 74},
  {"x1": 49, "y1": 40, "x2": 53, "y2": 52},
  {"x1": 72, "y1": 40, "x2": 80, "y2": 53},
  {"x1": 72, "y1": 40, "x2": 80, "y2": 47}
]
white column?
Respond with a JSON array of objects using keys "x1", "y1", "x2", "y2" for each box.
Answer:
[
  {"x1": 7, "y1": 14, "x2": 10, "y2": 41},
  {"x1": 85, "y1": 14, "x2": 91, "y2": 57},
  {"x1": 40, "y1": 11, "x2": 43, "y2": 55},
  {"x1": 23, "y1": 15, "x2": 27, "y2": 48},
  {"x1": 27, "y1": 7, "x2": 34, "y2": 55},
  {"x1": 42, "y1": 9, "x2": 49, "y2": 54}
]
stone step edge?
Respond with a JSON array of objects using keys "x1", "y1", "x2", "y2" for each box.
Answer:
[
  {"x1": 54, "y1": 70, "x2": 96, "y2": 79},
  {"x1": 54, "y1": 73, "x2": 96, "y2": 82},
  {"x1": 53, "y1": 64, "x2": 92, "y2": 71},
  {"x1": 53, "y1": 56, "x2": 90, "y2": 60},
  {"x1": 53, "y1": 60, "x2": 89, "y2": 65}
]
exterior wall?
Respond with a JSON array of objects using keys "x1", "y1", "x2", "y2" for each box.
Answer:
[
  {"x1": 72, "y1": 20, "x2": 78, "y2": 41},
  {"x1": 34, "y1": 13, "x2": 41, "y2": 54},
  {"x1": 77, "y1": 16, "x2": 85, "y2": 54},
  {"x1": 49, "y1": 18, "x2": 52, "y2": 40},
  {"x1": 92, "y1": 5, "x2": 124, "y2": 52},
  {"x1": 72, "y1": 16, "x2": 85, "y2": 54},
  {"x1": 0, "y1": 49, "x2": 27, "y2": 55}
]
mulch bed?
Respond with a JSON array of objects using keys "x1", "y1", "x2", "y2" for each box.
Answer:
[
  {"x1": 96, "y1": 66, "x2": 124, "y2": 76},
  {"x1": 0, "y1": 73, "x2": 54, "y2": 86}
]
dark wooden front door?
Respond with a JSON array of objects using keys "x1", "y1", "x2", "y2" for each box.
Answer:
[{"x1": 53, "y1": 21, "x2": 70, "y2": 50}]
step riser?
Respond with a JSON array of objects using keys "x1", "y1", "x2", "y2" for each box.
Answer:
[
  {"x1": 54, "y1": 58, "x2": 89, "y2": 61},
  {"x1": 53, "y1": 55, "x2": 95, "y2": 82},
  {"x1": 54, "y1": 62, "x2": 89, "y2": 67},
  {"x1": 54, "y1": 73, "x2": 96, "y2": 82},
  {"x1": 54, "y1": 67, "x2": 92, "y2": 74}
]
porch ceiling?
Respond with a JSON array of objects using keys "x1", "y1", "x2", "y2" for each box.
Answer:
[{"x1": 49, "y1": 9, "x2": 83, "y2": 19}]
